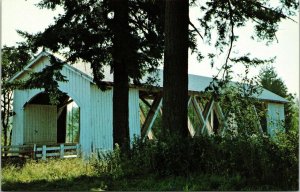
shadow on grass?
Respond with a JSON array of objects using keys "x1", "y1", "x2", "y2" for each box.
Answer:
[
  {"x1": 2, "y1": 175, "x2": 109, "y2": 191},
  {"x1": 1, "y1": 157, "x2": 28, "y2": 168},
  {"x1": 2, "y1": 175, "x2": 161, "y2": 191},
  {"x1": 2, "y1": 173, "x2": 287, "y2": 191}
]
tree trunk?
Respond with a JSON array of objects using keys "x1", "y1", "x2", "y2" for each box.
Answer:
[
  {"x1": 163, "y1": 0, "x2": 189, "y2": 138},
  {"x1": 111, "y1": 0, "x2": 130, "y2": 151},
  {"x1": 2, "y1": 91, "x2": 10, "y2": 146},
  {"x1": 9, "y1": 129, "x2": 12, "y2": 146}
]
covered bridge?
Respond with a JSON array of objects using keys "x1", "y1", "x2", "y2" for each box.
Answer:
[{"x1": 10, "y1": 52, "x2": 287, "y2": 157}]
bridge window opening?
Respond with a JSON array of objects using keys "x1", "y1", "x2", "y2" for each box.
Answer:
[
  {"x1": 66, "y1": 102, "x2": 80, "y2": 143},
  {"x1": 24, "y1": 92, "x2": 80, "y2": 145}
]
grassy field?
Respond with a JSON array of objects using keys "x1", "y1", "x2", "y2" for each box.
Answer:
[
  {"x1": 2, "y1": 158, "x2": 103, "y2": 191},
  {"x1": 1, "y1": 157, "x2": 283, "y2": 191}
]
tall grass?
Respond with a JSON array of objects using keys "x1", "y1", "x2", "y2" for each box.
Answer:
[
  {"x1": 1, "y1": 131, "x2": 298, "y2": 191},
  {"x1": 1, "y1": 158, "x2": 103, "y2": 191},
  {"x1": 2, "y1": 158, "x2": 93, "y2": 183}
]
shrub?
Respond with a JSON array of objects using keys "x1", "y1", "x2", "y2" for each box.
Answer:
[
  {"x1": 111, "y1": 134, "x2": 298, "y2": 189},
  {"x1": 88, "y1": 131, "x2": 298, "y2": 190},
  {"x1": 90, "y1": 145, "x2": 124, "y2": 179}
]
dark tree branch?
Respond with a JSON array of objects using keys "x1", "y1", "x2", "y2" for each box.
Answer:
[
  {"x1": 130, "y1": 13, "x2": 148, "y2": 36},
  {"x1": 252, "y1": 1, "x2": 297, "y2": 22},
  {"x1": 250, "y1": 17, "x2": 279, "y2": 43},
  {"x1": 189, "y1": 19, "x2": 203, "y2": 40},
  {"x1": 215, "y1": 0, "x2": 235, "y2": 81}
]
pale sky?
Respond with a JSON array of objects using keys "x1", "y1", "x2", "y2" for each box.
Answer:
[{"x1": 1, "y1": 0, "x2": 299, "y2": 96}]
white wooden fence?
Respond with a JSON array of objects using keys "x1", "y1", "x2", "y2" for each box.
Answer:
[
  {"x1": 34, "y1": 144, "x2": 80, "y2": 160},
  {"x1": 1, "y1": 143, "x2": 80, "y2": 160}
]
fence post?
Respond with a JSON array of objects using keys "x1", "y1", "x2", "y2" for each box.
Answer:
[
  {"x1": 33, "y1": 144, "x2": 37, "y2": 160},
  {"x1": 76, "y1": 144, "x2": 80, "y2": 157},
  {"x1": 60, "y1": 144, "x2": 64, "y2": 158},
  {"x1": 42, "y1": 145, "x2": 46, "y2": 160}
]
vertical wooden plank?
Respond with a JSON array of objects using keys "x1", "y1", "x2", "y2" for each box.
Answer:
[
  {"x1": 42, "y1": 145, "x2": 46, "y2": 160},
  {"x1": 76, "y1": 144, "x2": 80, "y2": 157},
  {"x1": 267, "y1": 103, "x2": 285, "y2": 137},
  {"x1": 90, "y1": 85, "x2": 113, "y2": 151},
  {"x1": 129, "y1": 89, "x2": 141, "y2": 141},
  {"x1": 24, "y1": 104, "x2": 57, "y2": 144},
  {"x1": 60, "y1": 144, "x2": 64, "y2": 158},
  {"x1": 33, "y1": 144, "x2": 37, "y2": 160}
]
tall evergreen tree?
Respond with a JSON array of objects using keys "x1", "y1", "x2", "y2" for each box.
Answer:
[
  {"x1": 259, "y1": 66, "x2": 288, "y2": 96},
  {"x1": 109, "y1": 0, "x2": 131, "y2": 151},
  {"x1": 163, "y1": 0, "x2": 189, "y2": 138}
]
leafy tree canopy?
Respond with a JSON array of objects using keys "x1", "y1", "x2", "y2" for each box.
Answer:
[
  {"x1": 16, "y1": 0, "x2": 298, "y2": 93},
  {"x1": 18, "y1": 0, "x2": 165, "y2": 90},
  {"x1": 2, "y1": 45, "x2": 32, "y2": 86},
  {"x1": 193, "y1": 0, "x2": 298, "y2": 92},
  {"x1": 259, "y1": 65, "x2": 288, "y2": 97}
]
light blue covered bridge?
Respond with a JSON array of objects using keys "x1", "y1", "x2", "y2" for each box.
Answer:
[{"x1": 9, "y1": 51, "x2": 287, "y2": 157}]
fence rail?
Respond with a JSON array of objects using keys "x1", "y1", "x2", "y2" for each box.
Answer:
[
  {"x1": 1, "y1": 143, "x2": 80, "y2": 160},
  {"x1": 1, "y1": 145, "x2": 34, "y2": 158},
  {"x1": 35, "y1": 144, "x2": 80, "y2": 160}
]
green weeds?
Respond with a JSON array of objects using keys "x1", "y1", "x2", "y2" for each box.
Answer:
[{"x1": 1, "y1": 132, "x2": 298, "y2": 191}]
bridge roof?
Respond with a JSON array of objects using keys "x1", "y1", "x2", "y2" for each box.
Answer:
[{"x1": 10, "y1": 51, "x2": 288, "y2": 103}]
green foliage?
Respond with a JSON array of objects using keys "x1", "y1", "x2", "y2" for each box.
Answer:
[
  {"x1": 19, "y1": 0, "x2": 165, "y2": 89},
  {"x1": 1, "y1": 46, "x2": 32, "y2": 83},
  {"x1": 212, "y1": 68, "x2": 265, "y2": 136},
  {"x1": 90, "y1": 144, "x2": 124, "y2": 179},
  {"x1": 219, "y1": 87, "x2": 262, "y2": 136},
  {"x1": 1, "y1": 158, "x2": 108, "y2": 191},
  {"x1": 66, "y1": 106, "x2": 80, "y2": 143},
  {"x1": 259, "y1": 65, "x2": 288, "y2": 96},
  {"x1": 10, "y1": 54, "x2": 68, "y2": 105},
  {"x1": 197, "y1": 1, "x2": 298, "y2": 101},
  {"x1": 2, "y1": 158, "x2": 94, "y2": 184},
  {"x1": 91, "y1": 135, "x2": 298, "y2": 190},
  {"x1": 2, "y1": 132, "x2": 298, "y2": 191},
  {"x1": 273, "y1": 129, "x2": 299, "y2": 186},
  {"x1": 1, "y1": 46, "x2": 32, "y2": 146}
]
